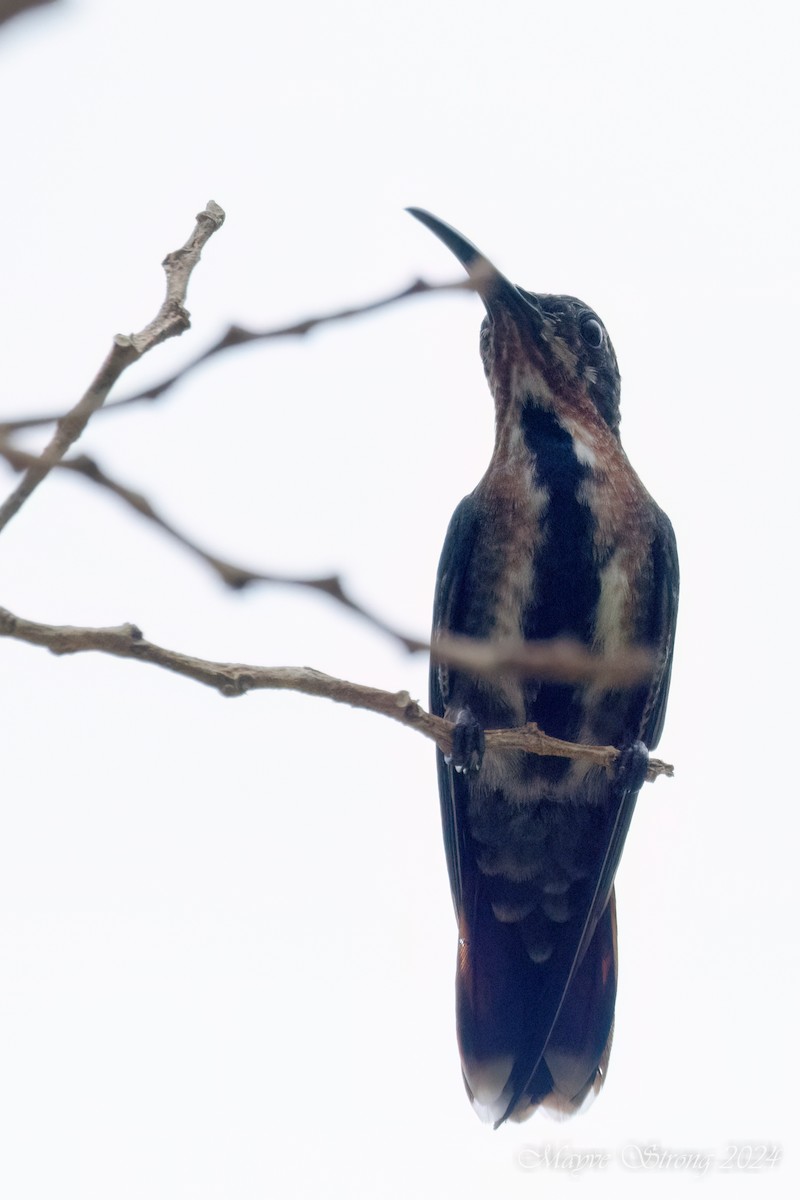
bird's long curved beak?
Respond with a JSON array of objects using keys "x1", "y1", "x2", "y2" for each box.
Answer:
[{"x1": 406, "y1": 208, "x2": 536, "y2": 319}]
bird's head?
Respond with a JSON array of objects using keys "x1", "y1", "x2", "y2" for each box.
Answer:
[{"x1": 407, "y1": 208, "x2": 621, "y2": 436}]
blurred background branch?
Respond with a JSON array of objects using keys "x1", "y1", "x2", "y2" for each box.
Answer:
[{"x1": 0, "y1": 0, "x2": 59, "y2": 28}]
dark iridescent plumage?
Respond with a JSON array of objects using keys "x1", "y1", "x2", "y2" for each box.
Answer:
[{"x1": 410, "y1": 209, "x2": 678, "y2": 1125}]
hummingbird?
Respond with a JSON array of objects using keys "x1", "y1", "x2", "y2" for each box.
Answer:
[{"x1": 409, "y1": 209, "x2": 678, "y2": 1125}]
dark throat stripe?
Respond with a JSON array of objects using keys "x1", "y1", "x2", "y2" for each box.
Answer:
[{"x1": 520, "y1": 400, "x2": 601, "y2": 745}]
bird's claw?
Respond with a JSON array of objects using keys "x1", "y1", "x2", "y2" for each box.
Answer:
[
  {"x1": 446, "y1": 708, "x2": 485, "y2": 773},
  {"x1": 615, "y1": 740, "x2": 649, "y2": 794}
]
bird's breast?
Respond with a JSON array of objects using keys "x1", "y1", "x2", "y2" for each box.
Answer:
[{"x1": 462, "y1": 401, "x2": 657, "y2": 799}]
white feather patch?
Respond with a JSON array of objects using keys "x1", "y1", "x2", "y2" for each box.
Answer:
[{"x1": 593, "y1": 553, "x2": 632, "y2": 655}]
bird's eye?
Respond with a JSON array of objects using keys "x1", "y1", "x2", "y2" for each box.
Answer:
[{"x1": 580, "y1": 317, "x2": 604, "y2": 349}]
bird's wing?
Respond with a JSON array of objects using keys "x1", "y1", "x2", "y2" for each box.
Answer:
[
  {"x1": 500, "y1": 508, "x2": 680, "y2": 1121},
  {"x1": 429, "y1": 492, "x2": 484, "y2": 916},
  {"x1": 641, "y1": 507, "x2": 680, "y2": 749},
  {"x1": 561, "y1": 505, "x2": 681, "y2": 968}
]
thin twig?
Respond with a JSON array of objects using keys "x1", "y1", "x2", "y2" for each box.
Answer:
[
  {"x1": 0, "y1": 443, "x2": 426, "y2": 648},
  {"x1": 0, "y1": 200, "x2": 225, "y2": 532},
  {"x1": 0, "y1": 605, "x2": 673, "y2": 782},
  {"x1": 0, "y1": 275, "x2": 474, "y2": 434}
]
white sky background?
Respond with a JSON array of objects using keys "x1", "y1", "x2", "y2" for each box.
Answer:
[{"x1": 1, "y1": 1, "x2": 797, "y2": 1196}]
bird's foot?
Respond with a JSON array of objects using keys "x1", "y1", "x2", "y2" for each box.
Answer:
[
  {"x1": 446, "y1": 708, "x2": 485, "y2": 774},
  {"x1": 615, "y1": 740, "x2": 649, "y2": 793}
]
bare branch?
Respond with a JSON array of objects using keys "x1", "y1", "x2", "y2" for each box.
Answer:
[
  {"x1": 0, "y1": 605, "x2": 673, "y2": 782},
  {"x1": 0, "y1": 200, "x2": 225, "y2": 533},
  {"x1": 0, "y1": 275, "x2": 474, "y2": 434}
]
